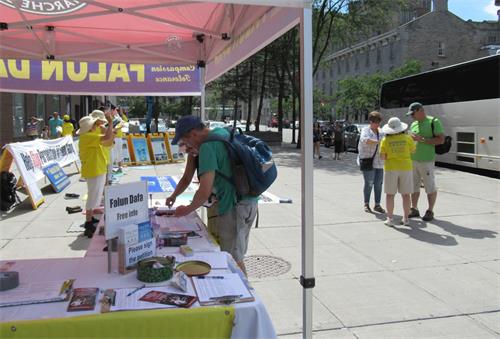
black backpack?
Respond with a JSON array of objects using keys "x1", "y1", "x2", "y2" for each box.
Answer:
[
  {"x1": 0, "y1": 171, "x2": 21, "y2": 211},
  {"x1": 431, "y1": 118, "x2": 452, "y2": 155}
]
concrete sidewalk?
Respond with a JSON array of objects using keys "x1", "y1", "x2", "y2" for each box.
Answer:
[{"x1": 1, "y1": 144, "x2": 499, "y2": 338}]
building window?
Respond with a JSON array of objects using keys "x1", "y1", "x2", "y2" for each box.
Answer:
[
  {"x1": 51, "y1": 95, "x2": 60, "y2": 114},
  {"x1": 322, "y1": 83, "x2": 326, "y2": 93},
  {"x1": 354, "y1": 54, "x2": 359, "y2": 70},
  {"x1": 488, "y1": 36, "x2": 496, "y2": 44},
  {"x1": 365, "y1": 50, "x2": 370, "y2": 67},
  {"x1": 13, "y1": 94, "x2": 25, "y2": 138},
  {"x1": 337, "y1": 61, "x2": 341, "y2": 74},
  {"x1": 389, "y1": 42, "x2": 395, "y2": 60},
  {"x1": 329, "y1": 82, "x2": 333, "y2": 96},
  {"x1": 438, "y1": 41, "x2": 445, "y2": 57},
  {"x1": 346, "y1": 58, "x2": 350, "y2": 73},
  {"x1": 329, "y1": 64, "x2": 334, "y2": 77},
  {"x1": 35, "y1": 95, "x2": 45, "y2": 120},
  {"x1": 376, "y1": 48, "x2": 381, "y2": 65}
]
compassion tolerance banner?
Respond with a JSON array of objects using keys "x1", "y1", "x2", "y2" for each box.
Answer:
[
  {"x1": 5, "y1": 136, "x2": 79, "y2": 186},
  {"x1": 0, "y1": 59, "x2": 201, "y2": 95}
]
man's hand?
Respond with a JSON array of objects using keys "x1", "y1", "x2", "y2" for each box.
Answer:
[
  {"x1": 165, "y1": 195, "x2": 176, "y2": 207},
  {"x1": 412, "y1": 134, "x2": 424, "y2": 142},
  {"x1": 174, "y1": 205, "x2": 192, "y2": 217}
]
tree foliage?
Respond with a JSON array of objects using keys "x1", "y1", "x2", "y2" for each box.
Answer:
[{"x1": 335, "y1": 60, "x2": 421, "y2": 117}]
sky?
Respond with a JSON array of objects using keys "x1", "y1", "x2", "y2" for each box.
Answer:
[{"x1": 448, "y1": 0, "x2": 498, "y2": 21}]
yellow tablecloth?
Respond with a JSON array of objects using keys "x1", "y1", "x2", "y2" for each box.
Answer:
[{"x1": 1, "y1": 306, "x2": 234, "y2": 338}]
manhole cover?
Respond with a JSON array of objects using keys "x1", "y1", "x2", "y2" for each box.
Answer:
[{"x1": 244, "y1": 255, "x2": 291, "y2": 278}]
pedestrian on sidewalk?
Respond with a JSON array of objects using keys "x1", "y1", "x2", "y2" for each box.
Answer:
[
  {"x1": 313, "y1": 122, "x2": 322, "y2": 159},
  {"x1": 358, "y1": 111, "x2": 385, "y2": 214},
  {"x1": 77, "y1": 112, "x2": 114, "y2": 238},
  {"x1": 333, "y1": 123, "x2": 343, "y2": 160},
  {"x1": 380, "y1": 117, "x2": 416, "y2": 226},
  {"x1": 407, "y1": 102, "x2": 445, "y2": 222}
]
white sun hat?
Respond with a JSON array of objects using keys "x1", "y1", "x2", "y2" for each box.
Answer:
[
  {"x1": 77, "y1": 115, "x2": 106, "y2": 135},
  {"x1": 381, "y1": 117, "x2": 408, "y2": 135}
]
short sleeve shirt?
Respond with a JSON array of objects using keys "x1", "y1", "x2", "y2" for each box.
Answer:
[
  {"x1": 358, "y1": 127, "x2": 384, "y2": 169},
  {"x1": 410, "y1": 116, "x2": 443, "y2": 162},
  {"x1": 198, "y1": 128, "x2": 236, "y2": 215},
  {"x1": 49, "y1": 118, "x2": 63, "y2": 136},
  {"x1": 62, "y1": 122, "x2": 74, "y2": 136},
  {"x1": 79, "y1": 130, "x2": 107, "y2": 178},
  {"x1": 380, "y1": 133, "x2": 416, "y2": 171}
]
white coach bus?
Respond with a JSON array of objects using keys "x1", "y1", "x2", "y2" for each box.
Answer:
[{"x1": 380, "y1": 54, "x2": 500, "y2": 175}]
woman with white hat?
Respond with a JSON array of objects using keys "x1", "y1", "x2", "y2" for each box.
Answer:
[
  {"x1": 78, "y1": 111, "x2": 114, "y2": 237},
  {"x1": 380, "y1": 117, "x2": 416, "y2": 227}
]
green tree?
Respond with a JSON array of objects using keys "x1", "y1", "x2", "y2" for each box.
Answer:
[{"x1": 335, "y1": 60, "x2": 421, "y2": 118}]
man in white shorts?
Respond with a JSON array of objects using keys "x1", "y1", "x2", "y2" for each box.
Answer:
[{"x1": 407, "y1": 103, "x2": 444, "y2": 222}]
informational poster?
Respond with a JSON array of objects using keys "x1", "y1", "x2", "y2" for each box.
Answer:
[
  {"x1": 140, "y1": 176, "x2": 178, "y2": 193},
  {"x1": 130, "y1": 137, "x2": 150, "y2": 163},
  {"x1": 43, "y1": 163, "x2": 70, "y2": 193},
  {"x1": 150, "y1": 137, "x2": 168, "y2": 162},
  {"x1": 121, "y1": 140, "x2": 131, "y2": 164},
  {"x1": 104, "y1": 181, "x2": 149, "y2": 240},
  {"x1": 165, "y1": 135, "x2": 183, "y2": 162}
]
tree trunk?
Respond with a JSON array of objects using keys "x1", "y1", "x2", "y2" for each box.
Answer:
[
  {"x1": 246, "y1": 60, "x2": 254, "y2": 132},
  {"x1": 256, "y1": 47, "x2": 268, "y2": 132}
]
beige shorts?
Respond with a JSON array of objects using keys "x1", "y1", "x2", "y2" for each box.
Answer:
[
  {"x1": 384, "y1": 170, "x2": 413, "y2": 195},
  {"x1": 212, "y1": 200, "x2": 258, "y2": 262},
  {"x1": 413, "y1": 161, "x2": 436, "y2": 194}
]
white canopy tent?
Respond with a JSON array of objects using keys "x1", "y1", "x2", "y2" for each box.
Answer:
[{"x1": 0, "y1": 0, "x2": 315, "y2": 336}]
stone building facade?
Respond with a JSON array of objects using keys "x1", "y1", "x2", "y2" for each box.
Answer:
[{"x1": 316, "y1": 0, "x2": 500, "y2": 121}]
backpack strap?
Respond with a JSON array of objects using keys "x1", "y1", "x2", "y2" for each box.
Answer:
[{"x1": 430, "y1": 117, "x2": 436, "y2": 138}]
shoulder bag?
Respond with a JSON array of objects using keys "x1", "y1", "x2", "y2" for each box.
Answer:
[{"x1": 359, "y1": 132, "x2": 379, "y2": 171}]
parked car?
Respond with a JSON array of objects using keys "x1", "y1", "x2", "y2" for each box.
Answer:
[
  {"x1": 343, "y1": 123, "x2": 369, "y2": 152},
  {"x1": 268, "y1": 117, "x2": 278, "y2": 128},
  {"x1": 206, "y1": 120, "x2": 226, "y2": 130}
]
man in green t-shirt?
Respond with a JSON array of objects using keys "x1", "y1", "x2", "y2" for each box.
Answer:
[
  {"x1": 171, "y1": 116, "x2": 257, "y2": 275},
  {"x1": 406, "y1": 102, "x2": 445, "y2": 221}
]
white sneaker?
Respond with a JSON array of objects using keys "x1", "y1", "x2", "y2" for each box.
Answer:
[
  {"x1": 384, "y1": 218, "x2": 395, "y2": 227},
  {"x1": 401, "y1": 219, "x2": 410, "y2": 226}
]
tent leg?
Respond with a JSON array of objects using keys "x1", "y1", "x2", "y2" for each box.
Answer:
[
  {"x1": 300, "y1": 7, "x2": 314, "y2": 339},
  {"x1": 200, "y1": 67, "x2": 206, "y2": 121}
]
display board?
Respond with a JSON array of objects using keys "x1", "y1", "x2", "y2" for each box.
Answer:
[
  {"x1": 0, "y1": 137, "x2": 79, "y2": 209},
  {"x1": 128, "y1": 135, "x2": 151, "y2": 165},
  {"x1": 147, "y1": 133, "x2": 169, "y2": 164},
  {"x1": 164, "y1": 133, "x2": 184, "y2": 163},
  {"x1": 121, "y1": 138, "x2": 132, "y2": 165},
  {"x1": 104, "y1": 181, "x2": 149, "y2": 241},
  {"x1": 43, "y1": 163, "x2": 70, "y2": 193}
]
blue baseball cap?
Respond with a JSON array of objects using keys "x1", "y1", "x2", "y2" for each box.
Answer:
[{"x1": 172, "y1": 115, "x2": 203, "y2": 145}]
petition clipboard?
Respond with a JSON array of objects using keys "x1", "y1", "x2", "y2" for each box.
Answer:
[{"x1": 191, "y1": 273, "x2": 254, "y2": 306}]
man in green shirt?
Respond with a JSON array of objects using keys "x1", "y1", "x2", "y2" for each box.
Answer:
[
  {"x1": 407, "y1": 102, "x2": 445, "y2": 221},
  {"x1": 171, "y1": 116, "x2": 257, "y2": 275}
]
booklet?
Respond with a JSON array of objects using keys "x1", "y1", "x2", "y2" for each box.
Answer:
[
  {"x1": 67, "y1": 288, "x2": 99, "y2": 312},
  {"x1": 139, "y1": 290, "x2": 197, "y2": 308}
]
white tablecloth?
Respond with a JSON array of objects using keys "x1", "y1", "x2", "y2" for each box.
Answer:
[{"x1": 0, "y1": 211, "x2": 276, "y2": 339}]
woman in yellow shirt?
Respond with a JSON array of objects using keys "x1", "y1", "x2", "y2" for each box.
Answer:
[
  {"x1": 78, "y1": 111, "x2": 114, "y2": 237},
  {"x1": 380, "y1": 117, "x2": 416, "y2": 227}
]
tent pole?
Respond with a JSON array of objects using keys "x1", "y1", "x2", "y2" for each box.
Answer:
[
  {"x1": 300, "y1": 6, "x2": 314, "y2": 339},
  {"x1": 200, "y1": 67, "x2": 206, "y2": 121}
]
